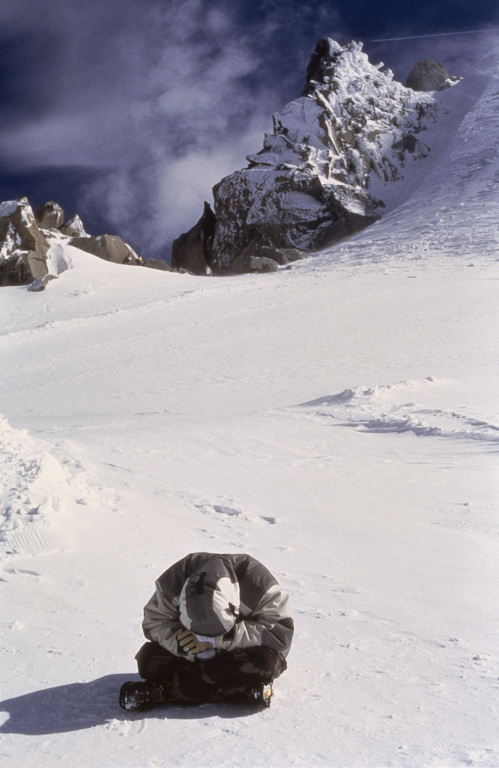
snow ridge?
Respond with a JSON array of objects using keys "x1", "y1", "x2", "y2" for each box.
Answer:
[{"x1": 293, "y1": 379, "x2": 499, "y2": 444}]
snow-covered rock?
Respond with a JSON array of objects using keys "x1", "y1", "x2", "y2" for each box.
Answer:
[
  {"x1": 0, "y1": 198, "x2": 50, "y2": 285},
  {"x1": 0, "y1": 198, "x2": 49, "y2": 261},
  {"x1": 60, "y1": 213, "x2": 88, "y2": 237},
  {"x1": 0, "y1": 198, "x2": 149, "y2": 286},
  {"x1": 176, "y1": 39, "x2": 457, "y2": 275}
]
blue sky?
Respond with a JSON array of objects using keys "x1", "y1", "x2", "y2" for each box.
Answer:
[{"x1": 1, "y1": 0, "x2": 497, "y2": 257}]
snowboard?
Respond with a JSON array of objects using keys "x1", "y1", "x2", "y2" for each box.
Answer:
[{"x1": 119, "y1": 679, "x2": 273, "y2": 711}]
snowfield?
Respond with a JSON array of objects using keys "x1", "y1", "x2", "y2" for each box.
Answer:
[{"x1": 0, "y1": 47, "x2": 498, "y2": 768}]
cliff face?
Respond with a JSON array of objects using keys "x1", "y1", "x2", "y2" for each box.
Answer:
[{"x1": 174, "y1": 39, "x2": 450, "y2": 275}]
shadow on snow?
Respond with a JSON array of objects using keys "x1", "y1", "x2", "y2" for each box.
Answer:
[{"x1": 0, "y1": 674, "x2": 259, "y2": 734}]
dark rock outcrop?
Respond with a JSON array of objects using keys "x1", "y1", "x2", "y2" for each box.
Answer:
[
  {"x1": 301, "y1": 36, "x2": 343, "y2": 96},
  {"x1": 0, "y1": 199, "x2": 49, "y2": 285},
  {"x1": 405, "y1": 60, "x2": 460, "y2": 92},
  {"x1": 69, "y1": 234, "x2": 142, "y2": 265},
  {"x1": 1, "y1": 197, "x2": 149, "y2": 287},
  {"x1": 0, "y1": 198, "x2": 49, "y2": 258},
  {"x1": 143, "y1": 258, "x2": 173, "y2": 271},
  {"x1": 36, "y1": 201, "x2": 65, "y2": 229},
  {"x1": 171, "y1": 202, "x2": 216, "y2": 275},
  {"x1": 0, "y1": 250, "x2": 48, "y2": 287},
  {"x1": 211, "y1": 168, "x2": 379, "y2": 274}
]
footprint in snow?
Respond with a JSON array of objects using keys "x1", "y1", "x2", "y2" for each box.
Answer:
[
  {"x1": 195, "y1": 503, "x2": 278, "y2": 525},
  {"x1": 196, "y1": 503, "x2": 243, "y2": 517}
]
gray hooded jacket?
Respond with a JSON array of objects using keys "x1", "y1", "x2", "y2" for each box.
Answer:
[{"x1": 142, "y1": 553, "x2": 294, "y2": 662}]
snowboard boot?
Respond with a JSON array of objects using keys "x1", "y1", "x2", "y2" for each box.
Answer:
[
  {"x1": 119, "y1": 680, "x2": 172, "y2": 712},
  {"x1": 247, "y1": 681, "x2": 273, "y2": 709}
]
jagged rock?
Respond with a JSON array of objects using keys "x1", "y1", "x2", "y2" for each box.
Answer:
[
  {"x1": 212, "y1": 168, "x2": 378, "y2": 274},
  {"x1": 143, "y1": 258, "x2": 173, "y2": 271},
  {"x1": 70, "y1": 234, "x2": 142, "y2": 265},
  {"x1": 405, "y1": 60, "x2": 460, "y2": 92},
  {"x1": 0, "y1": 250, "x2": 48, "y2": 286},
  {"x1": 171, "y1": 202, "x2": 216, "y2": 274},
  {"x1": 0, "y1": 198, "x2": 49, "y2": 260},
  {"x1": 302, "y1": 36, "x2": 337, "y2": 96},
  {"x1": 61, "y1": 214, "x2": 88, "y2": 237},
  {"x1": 0, "y1": 199, "x2": 49, "y2": 285},
  {"x1": 36, "y1": 201, "x2": 65, "y2": 229},
  {"x1": 206, "y1": 39, "x2": 446, "y2": 275},
  {"x1": 1, "y1": 197, "x2": 154, "y2": 286}
]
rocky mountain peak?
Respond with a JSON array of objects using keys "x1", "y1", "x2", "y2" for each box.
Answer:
[
  {"x1": 174, "y1": 39, "x2": 459, "y2": 276},
  {"x1": 301, "y1": 37, "x2": 345, "y2": 95},
  {"x1": 249, "y1": 39, "x2": 436, "y2": 191}
]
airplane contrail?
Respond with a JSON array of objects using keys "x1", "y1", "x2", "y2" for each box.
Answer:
[{"x1": 371, "y1": 28, "x2": 499, "y2": 43}]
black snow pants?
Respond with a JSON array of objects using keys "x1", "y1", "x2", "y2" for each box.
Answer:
[{"x1": 135, "y1": 641, "x2": 287, "y2": 703}]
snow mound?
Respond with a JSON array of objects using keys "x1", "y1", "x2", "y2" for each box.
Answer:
[
  {"x1": 293, "y1": 379, "x2": 499, "y2": 444},
  {"x1": 0, "y1": 414, "x2": 88, "y2": 555},
  {"x1": 46, "y1": 238, "x2": 74, "y2": 276}
]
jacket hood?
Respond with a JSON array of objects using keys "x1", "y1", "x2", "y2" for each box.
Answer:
[{"x1": 179, "y1": 556, "x2": 240, "y2": 636}]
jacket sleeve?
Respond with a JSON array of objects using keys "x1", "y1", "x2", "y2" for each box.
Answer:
[
  {"x1": 214, "y1": 581, "x2": 294, "y2": 657},
  {"x1": 142, "y1": 580, "x2": 185, "y2": 658}
]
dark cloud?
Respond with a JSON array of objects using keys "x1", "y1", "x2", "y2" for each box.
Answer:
[
  {"x1": 0, "y1": 0, "x2": 284, "y2": 255},
  {"x1": 0, "y1": 0, "x2": 498, "y2": 258}
]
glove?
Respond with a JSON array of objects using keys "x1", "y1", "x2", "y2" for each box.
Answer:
[{"x1": 177, "y1": 630, "x2": 216, "y2": 656}]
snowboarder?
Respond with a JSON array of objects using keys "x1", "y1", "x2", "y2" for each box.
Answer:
[{"x1": 119, "y1": 552, "x2": 294, "y2": 711}]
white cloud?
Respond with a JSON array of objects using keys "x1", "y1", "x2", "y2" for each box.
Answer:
[{"x1": 0, "y1": 0, "x2": 364, "y2": 255}]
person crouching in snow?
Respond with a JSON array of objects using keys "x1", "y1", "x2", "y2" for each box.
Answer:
[{"x1": 119, "y1": 552, "x2": 294, "y2": 710}]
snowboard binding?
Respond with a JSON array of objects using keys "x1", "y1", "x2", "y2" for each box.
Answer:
[
  {"x1": 119, "y1": 680, "x2": 172, "y2": 711},
  {"x1": 248, "y1": 681, "x2": 273, "y2": 708}
]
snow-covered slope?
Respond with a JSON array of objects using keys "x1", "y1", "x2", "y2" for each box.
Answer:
[{"x1": 0, "y1": 43, "x2": 498, "y2": 768}]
